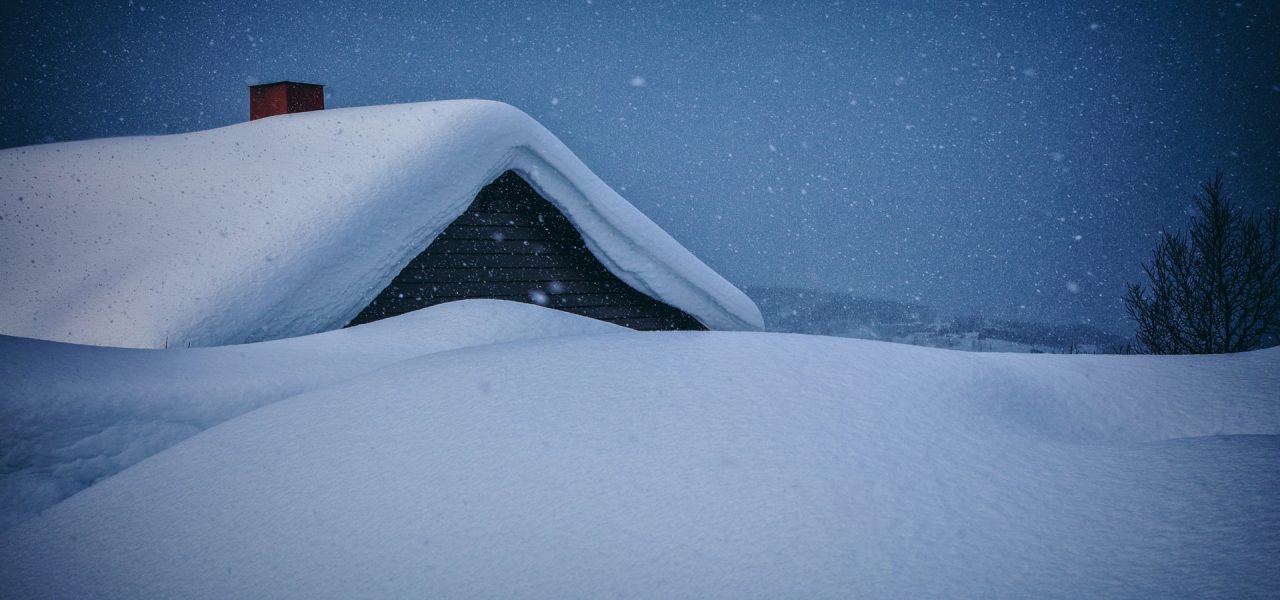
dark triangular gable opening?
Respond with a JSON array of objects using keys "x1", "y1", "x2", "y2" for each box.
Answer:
[{"x1": 347, "y1": 171, "x2": 707, "y2": 330}]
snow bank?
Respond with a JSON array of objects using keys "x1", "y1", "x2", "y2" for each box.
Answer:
[
  {"x1": 0, "y1": 299, "x2": 624, "y2": 531},
  {"x1": 0, "y1": 100, "x2": 763, "y2": 348},
  {"x1": 1, "y1": 333, "x2": 1276, "y2": 598}
]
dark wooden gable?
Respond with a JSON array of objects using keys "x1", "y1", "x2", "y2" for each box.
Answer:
[{"x1": 347, "y1": 171, "x2": 707, "y2": 330}]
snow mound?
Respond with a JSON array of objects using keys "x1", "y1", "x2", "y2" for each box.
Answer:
[
  {"x1": 1, "y1": 334, "x2": 1276, "y2": 598},
  {"x1": 0, "y1": 299, "x2": 624, "y2": 531},
  {"x1": 0, "y1": 100, "x2": 763, "y2": 348}
]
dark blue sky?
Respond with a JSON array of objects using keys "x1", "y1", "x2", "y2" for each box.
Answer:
[{"x1": 3, "y1": 0, "x2": 1277, "y2": 333}]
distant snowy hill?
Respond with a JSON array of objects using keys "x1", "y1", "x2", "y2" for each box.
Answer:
[
  {"x1": 748, "y1": 286, "x2": 1129, "y2": 353},
  {"x1": 1, "y1": 300, "x2": 1276, "y2": 598}
]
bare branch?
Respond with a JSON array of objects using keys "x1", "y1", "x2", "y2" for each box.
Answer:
[{"x1": 1124, "y1": 173, "x2": 1280, "y2": 354}]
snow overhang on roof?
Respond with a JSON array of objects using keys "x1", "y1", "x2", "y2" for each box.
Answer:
[{"x1": 0, "y1": 100, "x2": 764, "y2": 348}]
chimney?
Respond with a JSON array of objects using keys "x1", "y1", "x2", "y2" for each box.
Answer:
[{"x1": 249, "y1": 81, "x2": 325, "y2": 121}]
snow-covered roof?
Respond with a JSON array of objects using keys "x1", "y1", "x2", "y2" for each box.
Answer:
[{"x1": 0, "y1": 100, "x2": 764, "y2": 348}]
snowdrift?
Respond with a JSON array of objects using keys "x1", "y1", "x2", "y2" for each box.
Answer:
[
  {"x1": 0, "y1": 100, "x2": 763, "y2": 348},
  {"x1": 0, "y1": 299, "x2": 623, "y2": 531},
  {"x1": 1, "y1": 319, "x2": 1276, "y2": 598}
]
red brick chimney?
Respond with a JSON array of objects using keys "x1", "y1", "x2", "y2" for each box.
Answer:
[{"x1": 249, "y1": 81, "x2": 324, "y2": 121}]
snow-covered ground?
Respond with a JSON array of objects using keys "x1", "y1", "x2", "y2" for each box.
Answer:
[
  {"x1": 0, "y1": 300, "x2": 622, "y2": 531},
  {"x1": 2, "y1": 300, "x2": 1276, "y2": 598}
]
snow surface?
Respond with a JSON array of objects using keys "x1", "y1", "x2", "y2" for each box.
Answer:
[
  {"x1": 1, "y1": 310, "x2": 1276, "y2": 598},
  {"x1": 0, "y1": 100, "x2": 763, "y2": 348},
  {"x1": 0, "y1": 299, "x2": 623, "y2": 531}
]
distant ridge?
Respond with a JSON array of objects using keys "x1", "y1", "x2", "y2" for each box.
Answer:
[{"x1": 746, "y1": 286, "x2": 1129, "y2": 353}]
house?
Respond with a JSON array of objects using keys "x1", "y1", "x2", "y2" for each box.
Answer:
[
  {"x1": 0, "y1": 97, "x2": 763, "y2": 348},
  {"x1": 346, "y1": 171, "x2": 708, "y2": 331}
]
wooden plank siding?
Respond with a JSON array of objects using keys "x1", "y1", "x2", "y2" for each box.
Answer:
[{"x1": 346, "y1": 171, "x2": 706, "y2": 330}]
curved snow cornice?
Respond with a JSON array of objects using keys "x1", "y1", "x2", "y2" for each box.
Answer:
[{"x1": 0, "y1": 100, "x2": 764, "y2": 348}]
